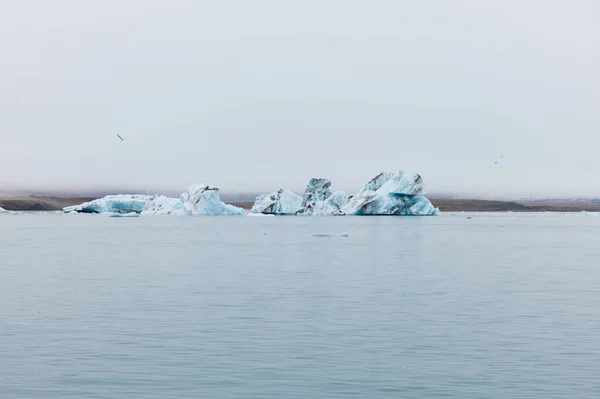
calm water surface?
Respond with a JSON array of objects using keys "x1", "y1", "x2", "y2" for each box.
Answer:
[{"x1": 1, "y1": 213, "x2": 599, "y2": 398}]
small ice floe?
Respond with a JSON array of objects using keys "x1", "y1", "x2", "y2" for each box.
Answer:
[
  {"x1": 110, "y1": 212, "x2": 140, "y2": 218},
  {"x1": 312, "y1": 233, "x2": 349, "y2": 238}
]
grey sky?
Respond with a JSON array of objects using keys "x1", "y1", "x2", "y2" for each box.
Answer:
[{"x1": 1, "y1": 0, "x2": 598, "y2": 197}]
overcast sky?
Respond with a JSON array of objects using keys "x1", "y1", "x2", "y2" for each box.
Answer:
[{"x1": 1, "y1": 0, "x2": 598, "y2": 198}]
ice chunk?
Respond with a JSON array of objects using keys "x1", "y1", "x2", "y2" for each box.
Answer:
[
  {"x1": 341, "y1": 170, "x2": 438, "y2": 216},
  {"x1": 312, "y1": 233, "x2": 349, "y2": 237},
  {"x1": 110, "y1": 212, "x2": 140, "y2": 218},
  {"x1": 64, "y1": 184, "x2": 245, "y2": 216},
  {"x1": 296, "y1": 178, "x2": 348, "y2": 215},
  {"x1": 251, "y1": 189, "x2": 303, "y2": 215},
  {"x1": 378, "y1": 171, "x2": 425, "y2": 196},
  {"x1": 169, "y1": 184, "x2": 245, "y2": 216},
  {"x1": 362, "y1": 172, "x2": 394, "y2": 192},
  {"x1": 251, "y1": 169, "x2": 436, "y2": 216},
  {"x1": 63, "y1": 195, "x2": 154, "y2": 214},
  {"x1": 141, "y1": 195, "x2": 183, "y2": 215},
  {"x1": 302, "y1": 190, "x2": 349, "y2": 215},
  {"x1": 0, "y1": 206, "x2": 5, "y2": 213},
  {"x1": 301, "y1": 178, "x2": 332, "y2": 208}
]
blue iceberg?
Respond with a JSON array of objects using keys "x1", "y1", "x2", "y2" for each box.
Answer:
[
  {"x1": 251, "y1": 170, "x2": 438, "y2": 216},
  {"x1": 341, "y1": 171, "x2": 438, "y2": 216},
  {"x1": 64, "y1": 184, "x2": 245, "y2": 216},
  {"x1": 250, "y1": 189, "x2": 303, "y2": 215},
  {"x1": 63, "y1": 195, "x2": 153, "y2": 214},
  {"x1": 169, "y1": 184, "x2": 245, "y2": 216}
]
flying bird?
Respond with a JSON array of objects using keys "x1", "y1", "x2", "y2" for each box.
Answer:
[{"x1": 117, "y1": 134, "x2": 125, "y2": 142}]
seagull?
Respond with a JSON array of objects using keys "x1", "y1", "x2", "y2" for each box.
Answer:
[{"x1": 117, "y1": 134, "x2": 125, "y2": 142}]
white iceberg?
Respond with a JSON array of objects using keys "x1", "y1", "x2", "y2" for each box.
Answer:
[
  {"x1": 0, "y1": 206, "x2": 6, "y2": 213},
  {"x1": 296, "y1": 178, "x2": 348, "y2": 216},
  {"x1": 297, "y1": 178, "x2": 332, "y2": 214},
  {"x1": 341, "y1": 171, "x2": 438, "y2": 216},
  {"x1": 63, "y1": 194, "x2": 154, "y2": 214},
  {"x1": 250, "y1": 169, "x2": 438, "y2": 216},
  {"x1": 142, "y1": 195, "x2": 183, "y2": 215},
  {"x1": 296, "y1": 178, "x2": 347, "y2": 216},
  {"x1": 165, "y1": 184, "x2": 245, "y2": 216},
  {"x1": 64, "y1": 184, "x2": 245, "y2": 216},
  {"x1": 309, "y1": 191, "x2": 349, "y2": 215},
  {"x1": 250, "y1": 189, "x2": 303, "y2": 215}
]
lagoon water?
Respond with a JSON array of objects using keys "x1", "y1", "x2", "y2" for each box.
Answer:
[{"x1": 1, "y1": 213, "x2": 600, "y2": 398}]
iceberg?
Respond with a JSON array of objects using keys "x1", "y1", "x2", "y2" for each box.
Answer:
[
  {"x1": 0, "y1": 206, "x2": 6, "y2": 213},
  {"x1": 142, "y1": 195, "x2": 182, "y2": 215},
  {"x1": 250, "y1": 169, "x2": 438, "y2": 216},
  {"x1": 298, "y1": 178, "x2": 332, "y2": 212},
  {"x1": 64, "y1": 170, "x2": 437, "y2": 217},
  {"x1": 341, "y1": 171, "x2": 438, "y2": 216},
  {"x1": 250, "y1": 189, "x2": 303, "y2": 215},
  {"x1": 296, "y1": 178, "x2": 348, "y2": 215},
  {"x1": 164, "y1": 184, "x2": 245, "y2": 216},
  {"x1": 63, "y1": 195, "x2": 154, "y2": 214},
  {"x1": 64, "y1": 184, "x2": 245, "y2": 216}
]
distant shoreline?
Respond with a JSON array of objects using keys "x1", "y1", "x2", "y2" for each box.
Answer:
[
  {"x1": 0, "y1": 197, "x2": 97, "y2": 212},
  {"x1": 2, "y1": 196, "x2": 600, "y2": 213}
]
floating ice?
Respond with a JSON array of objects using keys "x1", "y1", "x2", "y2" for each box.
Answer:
[
  {"x1": 311, "y1": 191, "x2": 349, "y2": 215},
  {"x1": 250, "y1": 189, "x2": 303, "y2": 215},
  {"x1": 312, "y1": 233, "x2": 349, "y2": 237},
  {"x1": 251, "y1": 169, "x2": 438, "y2": 216},
  {"x1": 296, "y1": 178, "x2": 332, "y2": 215},
  {"x1": 64, "y1": 184, "x2": 245, "y2": 216},
  {"x1": 582, "y1": 211, "x2": 600, "y2": 217},
  {"x1": 341, "y1": 171, "x2": 438, "y2": 216},
  {"x1": 0, "y1": 206, "x2": 5, "y2": 213},
  {"x1": 63, "y1": 195, "x2": 154, "y2": 214},
  {"x1": 142, "y1": 195, "x2": 182, "y2": 215},
  {"x1": 296, "y1": 178, "x2": 347, "y2": 216},
  {"x1": 110, "y1": 212, "x2": 140, "y2": 218},
  {"x1": 168, "y1": 184, "x2": 245, "y2": 216}
]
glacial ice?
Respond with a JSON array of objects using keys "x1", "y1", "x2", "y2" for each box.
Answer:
[
  {"x1": 297, "y1": 178, "x2": 332, "y2": 215},
  {"x1": 64, "y1": 184, "x2": 245, "y2": 216},
  {"x1": 63, "y1": 170, "x2": 437, "y2": 217},
  {"x1": 63, "y1": 195, "x2": 154, "y2": 214},
  {"x1": 168, "y1": 184, "x2": 245, "y2": 216},
  {"x1": 110, "y1": 212, "x2": 140, "y2": 218},
  {"x1": 142, "y1": 195, "x2": 183, "y2": 216},
  {"x1": 250, "y1": 189, "x2": 303, "y2": 215},
  {"x1": 296, "y1": 178, "x2": 346, "y2": 216},
  {"x1": 341, "y1": 171, "x2": 438, "y2": 216},
  {"x1": 251, "y1": 170, "x2": 438, "y2": 216}
]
